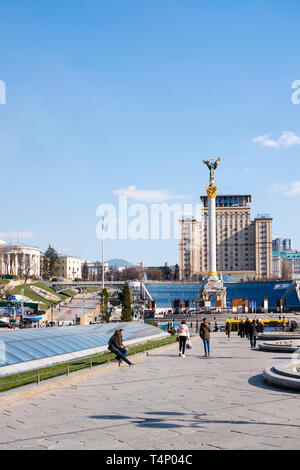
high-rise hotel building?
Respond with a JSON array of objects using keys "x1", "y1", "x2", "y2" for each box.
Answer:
[{"x1": 179, "y1": 195, "x2": 272, "y2": 281}]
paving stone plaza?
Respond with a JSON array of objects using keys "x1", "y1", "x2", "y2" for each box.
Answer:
[{"x1": 0, "y1": 331, "x2": 299, "y2": 451}]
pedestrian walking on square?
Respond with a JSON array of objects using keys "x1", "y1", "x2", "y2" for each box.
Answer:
[
  {"x1": 239, "y1": 320, "x2": 245, "y2": 338},
  {"x1": 108, "y1": 329, "x2": 135, "y2": 367},
  {"x1": 249, "y1": 320, "x2": 258, "y2": 349},
  {"x1": 199, "y1": 317, "x2": 211, "y2": 357},
  {"x1": 225, "y1": 319, "x2": 232, "y2": 338},
  {"x1": 176, "y1": 320, "x2": 190, "y2": 357},
  {"x1": 245, "y1": 318, "x2": 251, "y2": 339}
]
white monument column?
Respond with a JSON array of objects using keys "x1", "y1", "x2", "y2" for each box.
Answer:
[
  {"x1": 34, "y1": 254, "x2": 39, "y2": 276},
  {"x1": 31, "y1": 254, "x2": 34, "y2": 276},
  {"x1": 7, "y1": 253, "x2": 11, "y2": 274},
  {"x1": 30, "y1": 254, "x2": 34, "y2": 275},
  {"x1": 15, "y1": 253, "x2": 19, "y2": 276},
  {"x1": 35, "y1": 254, "x2": 40, "y2": 277},
  {"x1": 206, "y1": 185, "x2": 218, "y2": 279},
  {"x1": 22, "y1": 253, "x2": 25, "y2": 276}
]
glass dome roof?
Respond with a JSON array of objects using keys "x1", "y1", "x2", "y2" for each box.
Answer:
[{"x1": 0, "y1": 322, "x2": 166, "y2": 370}]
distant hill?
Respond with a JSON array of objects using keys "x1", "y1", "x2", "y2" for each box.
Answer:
[{"x1": 107, "y1": 258, "x2": 132, "y2": 269}]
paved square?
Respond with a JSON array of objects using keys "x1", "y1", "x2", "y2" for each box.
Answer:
[{"x1": 0, "y1": 332, "x2": 299, "y2": 450}]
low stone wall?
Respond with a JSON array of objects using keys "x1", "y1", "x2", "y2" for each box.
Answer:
[
  {"x1": 258, "y1": 332, "x2": 300, "y2": 341},
  {"x1": 259, "y1": 340, "x2": 300, "y2": 353},
  {"x1": 263, "y1": 361, "x2": 300, "y2": 391}
]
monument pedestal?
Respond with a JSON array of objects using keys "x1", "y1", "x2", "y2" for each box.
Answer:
[{"x1": 200, "y1": 274, "x2": 227, "y2": 313}]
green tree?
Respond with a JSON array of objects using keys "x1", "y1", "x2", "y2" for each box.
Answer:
[
  {"x1": 82, "y1": 261, "x2": 89, "y2": 280},
  {"x1": 42, "y1": 245, "x2": 60, "y2": 280},
  {"x1": 163, "y1": 263, "x2": 172, "y2": 280},
  {"x1": 100, "y1": 287, "x2": 110, "y2": 323},
  {"x1": 173, "y1": 264, "x2": 179, "y2": 281},
  {"x1": 121, "y1": 282, "x2": 132, "y2": 322}
]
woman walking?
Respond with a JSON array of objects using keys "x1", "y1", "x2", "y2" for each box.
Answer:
[
  {"x1": 176, "y1": 320, "x2": 190, "y2": 358},
  {"x1": 108, "y1": 329, "x2": 135, "y2": 366}
]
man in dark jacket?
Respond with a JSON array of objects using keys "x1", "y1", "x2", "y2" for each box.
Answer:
[
  {"x1": 249, "y1": 320, "x2": 258, "y2": 349},
  {"x1": 239, "y1": 320, "x2": 245, "y2": 338},
  {"x1": 199, "y1": 318, "x2": 211, "y2": 357},
  {"x1": 244, "y1": 318, "x2": 251, "y2": 339},
  {"x1": 225, "y1": 320, "x2": 232, "y2": 338}
]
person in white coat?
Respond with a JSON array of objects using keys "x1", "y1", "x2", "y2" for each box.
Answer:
[{"x1": 176, "y1": 320, "x2": 190, "y2": 358}]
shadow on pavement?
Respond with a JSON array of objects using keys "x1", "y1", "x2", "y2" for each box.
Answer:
[
  {"x1": 89, "y1": 411, "x2": 300, "y2": 429},
  {"x1": 133, "y1": 420, "x2": 183, "y2": 429}
]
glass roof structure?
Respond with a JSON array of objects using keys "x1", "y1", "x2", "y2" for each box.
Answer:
[
  {"x1": 145, "y1": 281, "x2": 300, "y2": 308},
  {"x1": 0, "y1": 322, "x2": 167, "y2": 372}
]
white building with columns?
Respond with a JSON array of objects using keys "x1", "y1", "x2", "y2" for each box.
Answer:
[{"x1": 0, "y1": 243, "x2": 42, "y2": 278}]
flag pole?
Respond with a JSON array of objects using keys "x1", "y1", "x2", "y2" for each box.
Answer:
[{"x1": 102, "y1": 216, "x2": 104, "y2": 291}]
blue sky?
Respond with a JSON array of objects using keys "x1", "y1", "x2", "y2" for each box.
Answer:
[{"x1": 0, "y1": 0, "x2": 300, "y2": 265}]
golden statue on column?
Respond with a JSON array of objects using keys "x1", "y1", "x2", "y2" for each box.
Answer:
[{"x1": 200, "y1": 157, "x2": 226, "y2": 313}]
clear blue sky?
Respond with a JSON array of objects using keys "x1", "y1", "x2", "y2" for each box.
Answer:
[{"x1": 1, "y1": 0, "x2": 300, "y2": 265}]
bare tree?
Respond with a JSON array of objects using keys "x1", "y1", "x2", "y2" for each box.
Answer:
[
  {"x1": 146, "y1": 268, "x2": 164, "y2": 281},
  {"x1": 119, "y1": 267, "x2": 141, "y2": 281},
  {"x1": 23, "y1": 265, "x2": 32, "y2": 285}
]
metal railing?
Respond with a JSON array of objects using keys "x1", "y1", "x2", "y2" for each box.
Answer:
[{"x1": 0, "y1": 335, "x2": 178, "y2": 393}]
